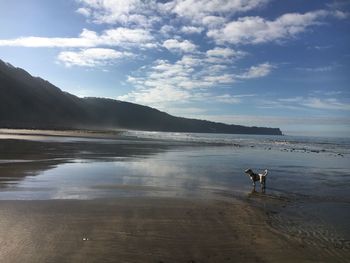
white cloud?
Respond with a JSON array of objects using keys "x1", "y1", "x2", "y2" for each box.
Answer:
[
  {"x1": 209, "y1": 64, "x2": 229, "y2": 72},
  {"x1": 103, "y1": 27, "x2": 155, "y2": 47},
  {"x1": 204, "y1": 47, "x2": 247, "y2": 65},
  {"x1": 76, "y1": 7, "x2": 91, "y2": 17},
  {"x1": 237, "y1": 63, "x2": 273, "y2": 79},
  {"x1": 159, "y1": 25, "x2": 176, "y2": 36},
  {"x1": 169, "y1": 0, "x2": 270, "y2": 22},
  {"x1": 117, "y1": 50, "x2": 271, "y2": 107},
  {"x1": 201, "y1": 16, "x2": 227, "y2": 28},
  {"x1": 0, "y1": 27, "x2": 155, "y2": 49},
  {"x1": 261, "y1": 96, "x2": 350, "y2": 111},
  {"x1": 332, "y1": 10, "x2": 350, "y2": 19},
  {"x1": 118, "y1": 86, "x2": 191, "y2": 105},
  {"x1": 57, "y1": 48, "x2": 133, "y2": 67},
  {"x1": 207, "y1": 10, "x2": 329, "y2": 44},
  {"x1": 278, "y1": 97, "x2": 304, "y2": 103},
  {"x1": 326, "y1": 1, "x2": 350, "y2": 10},
  {"x1": 206, "y1": 47, "x2": 247, "y2": 61},
  {"x1": 76, "y1": 0, "x2": 160, "y2": 26},
  {"x1": 145, "y1": 56, "x2": 237, "y2": 90},
  {"x1": 157, "y1": 0, "x2": 271, "y2": 31},
  {"x1": 180, "y1": 26, "x2": 204, "y2": 34},
  {"x1": 118, "y1": 58, "x2": 212, "y2": 106},
  {"x1": 162, "y1": 39, "x2": 197, "y2": 53},
  {"x1": 259, "y1": 99, "x2": 302, "y2": 110},
  {"x1": 313, "y1": 45, "x2": 333, "y2": 50},
  {"x1": 166, "y1": 95, "x2": 258, "y2": 117},
  {"x1": 214, "y1": 94, "x2": 241, "y2": 104},
  {"x1": 0, "y1": 33, "x2": 92, "y2": 48},
  {"x1": 203, "y1": 74, "x2": 234, "y2": 84},
  {"x1": 206, "y1": 47, "x2": 235, "y2": 57},
  {"x1": 297, "y1": 65, "x2": 334, "y2": 72},
  {"x1": 302, "y1": 98, "x2": 350, "y2": 111},
  {"x1": 177, "y1": 55, "x2": 202, "y2": 67}
]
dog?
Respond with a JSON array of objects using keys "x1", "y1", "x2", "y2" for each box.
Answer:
[{"x1": 245, "y1": 168, "x2": 268, "y2": 189}]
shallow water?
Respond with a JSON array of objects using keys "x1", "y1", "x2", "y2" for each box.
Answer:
[{"x1": 0, "y1": 145, "x2": 349, "y2": 201}]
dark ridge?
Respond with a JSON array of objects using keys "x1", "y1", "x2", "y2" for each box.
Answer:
[{"x1": 0, "y1": 59, "x2": 282, "y2": 135}]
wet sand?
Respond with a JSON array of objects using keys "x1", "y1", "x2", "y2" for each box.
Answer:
[{"x1": 0, "y1": 197, "x2": 343, "y2": 263}]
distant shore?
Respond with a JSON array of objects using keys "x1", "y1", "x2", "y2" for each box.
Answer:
[{"x1": 0, "y1": 128, "x2": 124, "y2": 139}]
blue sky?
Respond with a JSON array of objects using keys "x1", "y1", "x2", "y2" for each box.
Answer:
[{"x1": 0, "y1": 0, "x2": 349, "y2": 137}]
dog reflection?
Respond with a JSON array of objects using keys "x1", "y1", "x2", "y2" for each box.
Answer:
[{"x1": 249, "y1": 187, "x2": 265, "y2": 197}]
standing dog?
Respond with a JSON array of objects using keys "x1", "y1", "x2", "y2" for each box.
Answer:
[{"x1": 245, "y1": 169, "x2": 268, "y2": 189}]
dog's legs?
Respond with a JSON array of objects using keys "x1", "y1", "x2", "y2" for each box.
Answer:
[
  {"x1": 261, "y1": 179, "x2": 266, "y2": 193},
  {"x1": 260, "y1": 176, "x2": 266, "y2": 188}
]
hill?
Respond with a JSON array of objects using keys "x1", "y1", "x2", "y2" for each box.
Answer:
[{"x1": 0, "y1": 59, "x2": 282, "y2": 135}]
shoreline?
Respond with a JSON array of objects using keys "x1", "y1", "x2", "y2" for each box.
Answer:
[{"x1": 0, "y1": 128, "x2": 125, "y2": 140}]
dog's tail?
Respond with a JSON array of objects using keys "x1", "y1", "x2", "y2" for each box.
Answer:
[{"x1": 262, "y1": 169, "x2": 268, "y2": 176}]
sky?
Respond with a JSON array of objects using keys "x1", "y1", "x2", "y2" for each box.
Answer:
[{"x1": 0, "y1": 0, "x2": 349, "y2": 137}]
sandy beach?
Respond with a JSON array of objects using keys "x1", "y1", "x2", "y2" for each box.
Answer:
[
  {"x1": 1, "y1": 197, "x2": 345, "y2": 263},
  {"x1": 0, "y1": 130, "x2": 349, "y2": 262}
]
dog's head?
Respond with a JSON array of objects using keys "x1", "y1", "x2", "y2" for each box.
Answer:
[{"x1": 245, "y1": 168, "x2": 253, "y2": 175}]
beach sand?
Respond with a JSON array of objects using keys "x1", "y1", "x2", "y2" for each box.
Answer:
[
  {"x1": 0, "y1": 198, "x2": 320, "y2": 262},
  {"x1": 0, "y1": 197, "x2": 339, "y2": 263}
]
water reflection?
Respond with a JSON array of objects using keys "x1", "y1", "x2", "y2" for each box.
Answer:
[
  {"x1": 0, "y1": 139, "x2": 349, "y2": 201},
  {"x1": 0, "y1": 149, "x2": 236, "y2": 199},
  {"x1": 0, "y1": 137, "x2": 185, "y2": 190}
]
